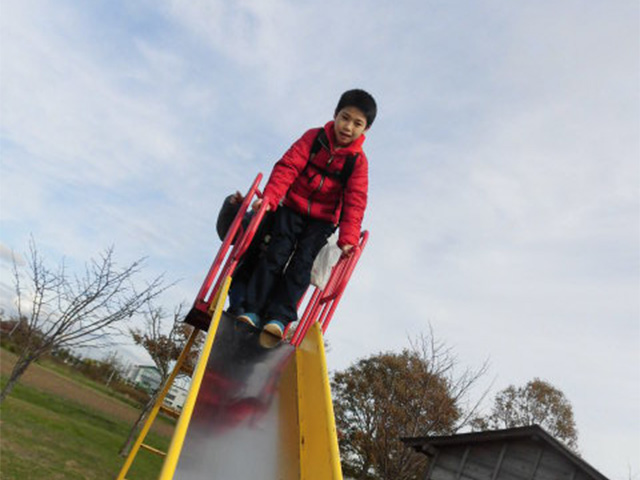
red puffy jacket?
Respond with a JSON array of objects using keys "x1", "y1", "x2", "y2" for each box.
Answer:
[{"x1": 262, "y1": 121, "x2": 369, "y2": 247}]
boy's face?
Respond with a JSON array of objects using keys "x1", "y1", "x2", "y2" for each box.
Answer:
[{"x1": 333, "y1": 106, "x2": 368, "y2": 147}]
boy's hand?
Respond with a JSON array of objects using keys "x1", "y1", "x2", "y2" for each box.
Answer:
[
  {"x1": 252, "y1": 198, "x2": 271, "y2": 212},
  {"x1": 340, "y1": 244, "x2": 354, "y2": 256}
]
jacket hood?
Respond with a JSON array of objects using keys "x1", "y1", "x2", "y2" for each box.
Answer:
[{"x1": 323, "y1": 121, "x2": 366, "y2": 155}]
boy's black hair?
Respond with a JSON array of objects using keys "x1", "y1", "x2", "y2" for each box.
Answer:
[{"x1": 335, "y1": 89, "x2": 377, "y2": 128}]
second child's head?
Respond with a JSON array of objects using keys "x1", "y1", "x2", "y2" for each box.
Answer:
[{"x1": 333, "y1": 89, "x2": 377, "y2": 147}]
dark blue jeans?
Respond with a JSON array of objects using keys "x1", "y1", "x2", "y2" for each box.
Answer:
[{"x1": 242, "y1": 205, "x2": 335, "y2": 324}]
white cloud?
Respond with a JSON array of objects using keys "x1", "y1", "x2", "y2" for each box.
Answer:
[
  {"x1": 0, "y1": 243, "x2": 21, "y2": 265},
  {"x1": 0, "y1": 1, "x2": 637, "y2": 478}
]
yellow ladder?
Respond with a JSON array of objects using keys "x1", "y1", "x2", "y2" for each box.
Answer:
[{"x1": 115, "y1": 277, "x2": 230, "y2": 480}]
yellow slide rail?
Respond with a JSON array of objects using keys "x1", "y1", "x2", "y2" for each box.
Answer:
[
  {"x1": 158, "y1": 276, "x2": 231, "y2": 479},
  {"x1": 296, "y1": 322, "x2": 343, "y2": 479}
]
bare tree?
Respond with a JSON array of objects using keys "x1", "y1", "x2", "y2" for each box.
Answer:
[
  {"x1": 119, "y1": 303, "x2": 203, "y2": 456},
  {"x1": 0, "y1": 239, "x2": 167, "y2": 404},
  {"x1": 332, "y1": 330, "x2": 489, "y2": 480}
]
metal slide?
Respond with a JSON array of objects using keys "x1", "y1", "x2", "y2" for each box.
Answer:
[{"x1": 157, "y1": 293, "x2": 343, "y2": 479}]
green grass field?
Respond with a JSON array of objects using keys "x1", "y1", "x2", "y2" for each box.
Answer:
[
  {"x1": 35, "y1": 357, "x2": 142, "y2": 408},
  {"x1": 0, "y1": 377, "x2": 170, "y2": 480}
]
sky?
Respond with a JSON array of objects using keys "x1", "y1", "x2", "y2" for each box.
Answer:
[{"x1": 1, "y1": 0, "x2": 638, "y2": 478}]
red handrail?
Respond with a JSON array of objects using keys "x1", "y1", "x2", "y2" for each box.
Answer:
[
  {"x1": 191, "y1": 174, "x2": 262, "y2": 315},
  {"x1": 290, "y1": 231, "x2": 368, "y2": 346},
  {"x1": 320, "y1": 232, "x2": 368, "y2": 333}
]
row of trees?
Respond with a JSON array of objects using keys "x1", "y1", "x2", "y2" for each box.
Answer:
[
  {"x1": 332, "y1": 337, "x2": 578, "y2": 480},
  {"x1": 0, "y1": 239, "x2": 578, "y2": 480},
  {"x1": 1, "y1": 325, "x2": 155, "y2": 406}
]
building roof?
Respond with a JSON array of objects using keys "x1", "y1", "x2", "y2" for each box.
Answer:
[{"x1": 402, "y1": 425, "x2": 609, "y2": 480}]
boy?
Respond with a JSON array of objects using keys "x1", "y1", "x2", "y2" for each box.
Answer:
[{"x1": 237, "y1": 89, "x2": 376, "y2": 339}]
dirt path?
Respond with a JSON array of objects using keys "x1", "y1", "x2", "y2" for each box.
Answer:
[{"x1": 1, "y1": 349, "x2": 173, "y2": 436}]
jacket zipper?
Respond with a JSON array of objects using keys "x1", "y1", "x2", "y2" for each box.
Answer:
[{"x1": 308, "y1": 154, "x2": 334, "y2": 215}]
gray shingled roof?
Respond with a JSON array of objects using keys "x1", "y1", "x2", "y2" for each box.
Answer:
[{"x1": 402, "y1": 425, "x2": 609, "y2": 480}]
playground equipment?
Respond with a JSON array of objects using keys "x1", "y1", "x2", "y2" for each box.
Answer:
[{"x1": 116, "y1": 174, "x2": 368, "y2": 479}]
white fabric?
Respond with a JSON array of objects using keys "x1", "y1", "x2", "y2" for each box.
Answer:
[{"x1": 310, "y1": 232, "x2": 341, "y2": 289}]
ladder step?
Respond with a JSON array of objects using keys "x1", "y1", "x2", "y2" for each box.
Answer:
[
  {"x1": 180, "y1": 364, "x2": 194, "y2": 377},
  {"x1": 140, "y1": 443, "x2": 167, "y2": 457},
  {"x1": 160, "y1": 404, "x2": 181, "y2": 419}
]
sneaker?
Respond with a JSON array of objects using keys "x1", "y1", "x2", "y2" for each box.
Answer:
[
  {"x1": 258, "y1": 331, "x2": 281, "y2": 349},
  {"x1": 263, "y1": 320, "x2": 285, "y2": 339},
  {"x1": 237, "y1": 312, "x2": 261, "y2": 329}
]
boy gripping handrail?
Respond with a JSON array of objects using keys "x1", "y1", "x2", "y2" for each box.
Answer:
[{"x1": 237, "y1": 89, "x2": 377, "y2": 339}]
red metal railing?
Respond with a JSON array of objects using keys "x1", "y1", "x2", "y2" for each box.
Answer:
[
  {"x1": 190, "y1": 174, "x2": 263, "y2": 318},
  {"x1": 289, "y1": 231, "x2": 368, "y2": 346}
]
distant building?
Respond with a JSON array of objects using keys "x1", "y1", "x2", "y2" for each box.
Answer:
[
  {"x1": 163, "y1": 383, "x2": 188, "y2": 410},
  {"x1": 125, "y1": 365, "x2": 162, "y2": 392},
  {"x1": 124, "y1": 364, "x2": 189, "y2": 410},
  {"x1": 402, "y1": 425, "x2": 609, "y2": 480}
]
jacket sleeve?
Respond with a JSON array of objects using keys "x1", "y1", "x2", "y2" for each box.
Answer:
[
  {"x1": 262, "y1": 129, "x2": 317, "y2": 210},
  {"x1": 338, "y1": 154, "x2": 368, "y2": 247}
]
